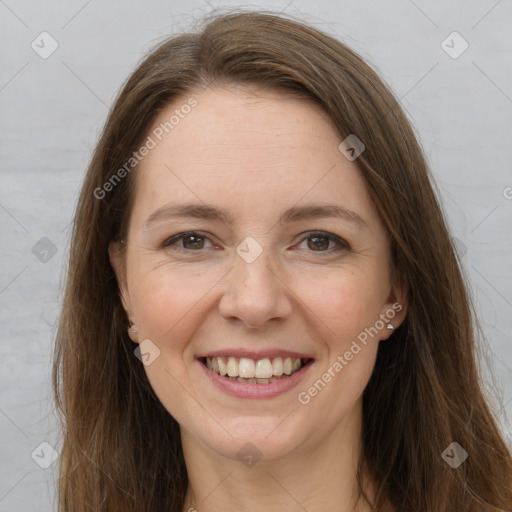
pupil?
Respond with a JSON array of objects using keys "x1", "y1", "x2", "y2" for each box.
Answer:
[
  {"x1": 308, "y1": 236, "x2": 328, "y2": 251},
  {"x1": 184, "y1": 235, "x2": 203, "y2": 249}
]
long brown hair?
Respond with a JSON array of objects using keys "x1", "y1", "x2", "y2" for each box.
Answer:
[{"x1": 53, "y1": 10, "x2": 512, "y2": 511}]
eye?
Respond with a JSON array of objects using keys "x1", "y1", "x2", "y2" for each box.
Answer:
[
  {"x1": 161, "y1": 231, "x2": 217, "y2": 252},
  {"x1": 161, "y1": 230, "x2": 350, "y2": 255},
  {"x1": 295, "y1": 231, "x2": 350, "y2": 253}
]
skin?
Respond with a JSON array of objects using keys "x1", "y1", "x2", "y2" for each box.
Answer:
[{"x1": 109, "y1": 85, "x2": 407, "y2": 512}]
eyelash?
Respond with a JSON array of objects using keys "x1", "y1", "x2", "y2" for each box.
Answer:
[{"x1": 161, "y1": 230, "x2": 350, "y2": 255}]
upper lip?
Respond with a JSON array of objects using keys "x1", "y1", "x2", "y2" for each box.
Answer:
[{"x1": 195, "y1": 349, "x2": 314, "y2": 360}]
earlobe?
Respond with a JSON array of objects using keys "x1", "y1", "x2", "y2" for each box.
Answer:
[
  {"x1": 380, "y1": 282, "x2": 408, "y2": 340},
  {"x1": 127, "y1": 321, "x2": 139, "y2": 343}
]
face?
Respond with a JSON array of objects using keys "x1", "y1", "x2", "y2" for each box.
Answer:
[{"x1": 110, "y1": 86, "x2": 406, "y2": 461}]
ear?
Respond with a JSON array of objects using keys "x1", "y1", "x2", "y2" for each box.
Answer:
[
  {"x1": 108, "y1": 240, "x2": 136, "y2": 337},
  {"x1": 378, "y1": 280, "x2": 408, "y2": 341}
]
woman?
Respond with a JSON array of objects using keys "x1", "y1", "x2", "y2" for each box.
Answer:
[{"x1": 53, "y1": 10, "x2": 512, "y2": 511}]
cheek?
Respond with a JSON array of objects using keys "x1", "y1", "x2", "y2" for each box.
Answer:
[
  {"x1": 296, "y1": 265, "x2": 386, "y2": 344},
  {"x1": 129, "y1": 262, "x2": 222, "y2": 344},
  {"x1": 295, "y1": 271, "x2": 382, "y2": 417},
  {"x1": 129, "y1": 267, "x2": 216, "y2": 419}
]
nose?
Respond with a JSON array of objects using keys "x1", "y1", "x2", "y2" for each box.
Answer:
[{"x1": 218, "y1": 246, "x2": 293, "y2": 329}]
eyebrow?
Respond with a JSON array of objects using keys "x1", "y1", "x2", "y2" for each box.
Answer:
[{"x1": 143, "y1": 202, "x2": 368, "y2": 230}]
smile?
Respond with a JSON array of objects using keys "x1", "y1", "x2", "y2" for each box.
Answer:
[{"x1": 200, "y1": 356, "x2": 308, "y2": 383}]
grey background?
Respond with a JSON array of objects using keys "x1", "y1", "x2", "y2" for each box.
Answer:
[{"x1": 1, "y1": 0, "x2": 511, "y2": 510}]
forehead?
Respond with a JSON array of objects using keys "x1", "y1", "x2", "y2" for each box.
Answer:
[
  {"x1": 128, "y1": 86, "x2": 379, "y2": 230},
  {"x1": 147, "y1": 85, "x2": 340, "y2": 160}
]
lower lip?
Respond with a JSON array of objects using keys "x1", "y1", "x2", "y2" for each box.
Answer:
[{"x1": 198, "y1": 359, "x2": 314, "y2": 399}]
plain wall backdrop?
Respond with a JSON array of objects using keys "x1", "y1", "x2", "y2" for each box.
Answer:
[{"x1": 1, "y1": 0, "x2": 511, "y2": 510}]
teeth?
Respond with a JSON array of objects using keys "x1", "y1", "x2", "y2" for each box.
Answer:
[
  {"x1": 238, "y1": 377, "x2": 256, "y2": 383},
  {"x1": 227, "y1": 357, "x2": 238, "y2": 377},
  {"x1": 205, "y1": 356, "x2": 305, "y2": 379},
  {"x1": 272, "y1": 357, "x2": 284, "y2": 376},
  {"x1": 218, "y1": 357, "x2": 227, "y2": 376},
  {"x1": 239, "y1": 358, "x2": 255, "y2": 378},
  {"x1": 255, "y1": 358, "x2": 273, "y2": 378},
  {"x1": 283, "y1": 357, "x2": 292, "y2": 375}
]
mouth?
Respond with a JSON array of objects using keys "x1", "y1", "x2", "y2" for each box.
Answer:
[{"x1": 198, "y1": 356, "x2": 312, "y2": 384}]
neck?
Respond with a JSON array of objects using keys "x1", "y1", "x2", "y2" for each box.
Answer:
[{"x1": 180, "y1": 400, "x2": 377, "y2": 512}]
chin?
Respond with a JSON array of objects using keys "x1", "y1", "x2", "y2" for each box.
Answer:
[{"x1": 187, "y1": 411, "x2": 319, "y2": 463}]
